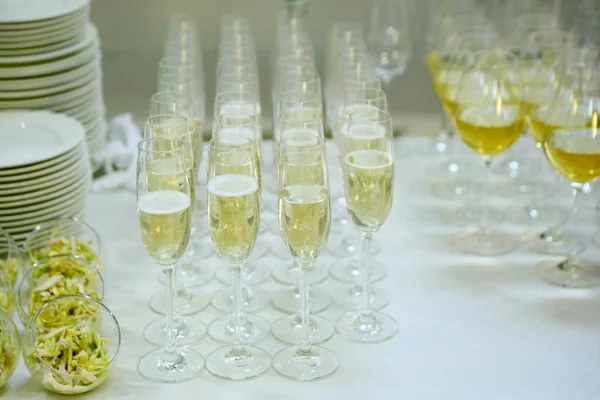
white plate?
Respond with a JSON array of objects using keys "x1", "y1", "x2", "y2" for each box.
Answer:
[
  {"x1": 0, "y1": 56, "x2": 95, "y2": 91},
  {"x1": 0, "y1": 188, "x2": 87, "y2": 224},
  {"x1": 2, "y1": 202, "x2": 87, "y2": 237},
  {"x1": 0, "y1": 77, "x2": 97, "y2": 108},
  {"x1": 0, "y1": 33, "x2": 83, "y2": 57},
  {"x1": 0, "y1": 18, "x2": 84, "y2": 41},
  {"x1": 0, "y1": 143, "x2": 82, "y2": 177},
  {"x1": 0, "y1": 110, "x2": 84, "y2": 168},
  {"x1": 0, "y1": 199, "x2": 85, "y2": 229},
  {"x1": 0, "y1": 12, "x2": 85, "y2": 36},
  {"x1": 0, "y1": 0, "x2": 88, "y2": 24},
  {"x1": 0, "y1": 19, "x2": 84, "y2": 45},
  {"x1": 0, "y1": 163, "x2": 83, "y2": 201},
  {"x1": 0, "y1": 23, "x2": 95, "y2": 69},
  {"x1": 0, "y1": 66, "x2": 95, "y2": 99}
]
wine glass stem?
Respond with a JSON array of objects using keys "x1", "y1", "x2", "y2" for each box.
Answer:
[
  {"x1": 298, "y1": 261, "x2": 312, "y2": 353},
  {"x1": 359, "y1": 233, "x2": 373, "y2": 317},
  {"x1": 480, "y1": 157, "x2": 493, "y2": 237},
  {"x1": 231, "y1": 266, "x2": 244, "y2": 352},
  {"x1": 162, "y1": 264, "x2": 178, "y2": 362}
]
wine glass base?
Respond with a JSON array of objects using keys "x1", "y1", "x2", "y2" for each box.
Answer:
[
  {"x1": 452, "y1": 229, "x2": 516, "y2": 256},
  {"x1": 336, "y1": 311, "x2": 398, "y2": 343},
  {"x1": 216, "y1": 262, "x2": 270, "y2": 286},
  {"x1": 329, "y1": 258, "x2": 387, "y2": 284},
  {"x1": 429, "y1": 180, "x2": 471, "y2": 200},
  {"x1": 189, "y1": 236, "x2": 213, "y2": 259},
  {"x1": 138, "y1": 348, "x2": 204, "y2": 383},
  {"x1": 272, "y1": 345, "x2": 339, "y2": 382},
  {"x1": 439, "y1": 204, "x2": 504, "y2": 227},
  {"x1": 523, "y1": 229, "x2": 588, "y2": 256},
  {"x1": 414, "y1": 135, "x2": 450, "y2": 157},
  {"x1": 271, "y1": 314, "x2": 335, "y2": 345},
  {"x1": 211, "y1": 286, "x2": 270, "y2": 314},
  {"x1": 271, "y1": 286, "x2": 331, "y2": 314},
  {"x1": 149, "y1": 290, "x2": 210, "y2": 316},
  {"x1": 327, "y1": 235, "x2": 381, "y2": 258},
  {"x1": 505, "y1": 203, "x2": 566, "y2": 227},
  {"x1": 271, "y1": 262, "x2": 329, "y2": 285},
  {"x1": 208, "y1": 314, "x2": 270, "y2": 345},
  {"x1": 332, "y1": 285, "x2": 391, "y2": 311},
  {"x1": 206, "y1": 345, "x2": 271, "y2": 381},
  {"x1": 143, "y1": 316, "x2": 206, "y2": 347},
  {"x1": 537, "y1": 259, "x2": 600, "y2": 288}
]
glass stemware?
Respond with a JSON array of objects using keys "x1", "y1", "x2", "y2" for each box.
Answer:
[
  {"x1": 272, "y1": 134, "x2": 338, "y2": 381},
  {"x1": 205, "y1": 135, "x2": 271, "y2": 380},
  {"x1": 136, "y1": 137, "x2": 203, "y2": 383}
]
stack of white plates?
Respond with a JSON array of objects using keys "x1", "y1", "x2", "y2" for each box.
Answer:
[
  {"x1": 0, "y1": 111, "x2": 91, "y2": 244},
  {"x1": 0, "y1": 0, "x2": 106, "y2": 158}
]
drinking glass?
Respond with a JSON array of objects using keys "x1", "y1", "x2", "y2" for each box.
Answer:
[
  {"x1": 366, "y1": 0, "x2": 412, "y2": 84},
  {"x1": 136, "y1": 137, "x2": 203, "y2": 383},
  {"x1": 141, "y1": 115, "x2": 208, "y2": 347},
  {"x1": 450, "y1": 49, "x2": 526, "y2": 256},
  {"x1": 272, "y1": 134, "x2": 338, "y2": 381},
  {"x1": 205, "y1": 135, "x2": 271, "y2": 380},
  {"x1": 0, "y1": 228, "x2": 22, "y2": 287},
  {"x1": 335, "y1": 109, "x2": 398, "y2": 343}
]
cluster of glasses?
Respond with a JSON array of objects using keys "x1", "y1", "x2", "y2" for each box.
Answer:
[{"x1": 422, "y1": 0, "x2": 600, "y2": 287}]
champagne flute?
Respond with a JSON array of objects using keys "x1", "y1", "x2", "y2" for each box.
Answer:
[
  {"x1": 136, "y1": 137, "x2": 203, "y2": 382},
  {"x1": 450, "y1": 49, "x2": 526, "y2": 255},
  {"x1": 142, "y1": 115, "x2": 208, "y2": 347},
  {"x1": 335, "y1": 109, "x2": 398, "y2": 343},
  {"x1": 205, "y1": 135, "x2": 271, "y2": 380},
  {"x1": 272, "y1": 135, "x2": 338, "y2": 381}
]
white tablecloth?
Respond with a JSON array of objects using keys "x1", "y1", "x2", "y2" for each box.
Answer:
[{"x1": 6, "y1": 137, "x2": 600, "y2": 400}]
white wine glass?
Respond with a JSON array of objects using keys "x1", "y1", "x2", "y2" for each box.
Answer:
[
  {"x1": 272, "y1": 134, "x2": 339, "y2": 381},
  {"x1": 136, "y1": 137, "x2": 203, "y2": 383},
  {"x1": 205, "y1": 135, "x2": 271, "y2": 380},
  {"x1": 335, "y1": 109, "x2": 398, "y2": 343},
  {"x1": 142, "y1": 115, "x2": 208, "y2": 348}
]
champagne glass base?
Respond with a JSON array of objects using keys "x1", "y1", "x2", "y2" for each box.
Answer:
[
  {"x1": 327, "y1": 235, "x2": 381, "y2": 258},
  {"x1": 439, "y1": 204, "x2": 504, "y2": 227},
  {"x1": 216, "y1": 262, "x2": 270, "y2": 286},
  {"x1": 336, "y1": 311, "x2": 398, "y2": 343},
  {"x1": 149, "y1": 290, "x2": 210, "y2": 316},
  {"x1": 452, "y1": 229, "x2": 516, "y2": 256},
  {"x1": 138, "y1": 348, "x2": 204, "y2": 383},
  {"x1": 206, "y1": 345, "x2": 271, "y2": 381},
  {"x1": 429, "y1": 180, "x2": 471, "y2": 200},
  {"x1": 523, "y1": 229, "x2": 588, "y2": 256},
  {"x1": 143, "y1": 316, "x2": 206, "y2": 347},
  {"x1": 537, "y1": 259, "x2": 600, "y2": 288},
  {"x1": 505, "y1": 203, "x2": 566, "y2": 227},
  {"x1": 271, "y1": 314, "x2": 335, "y2": 345},
  {"x1": 208, "y1": 314, "x2": 270, "y2": 345},
  {"x1": 189, "y1": 236, "x2": 213, "y2": 259},
  {"x1": 271, "y1": 286, "x2": 331, "y2": 314},
  {"x1": 272, "y1": 345, "x2": 338, "y2": 382},
  {"x1": 157, "y1": 263, "x2": 215, "y2": 288},
  {"x1": 211, "y1": 286, "x2": 270, "y2": 314},
  {"x1": 271, "y1": 262, "x2": 329, "y2": 285},
  {"x1": 329, "y1": 258, "x2": 387, "y2": 284},
  {"x1": 332, "y1": 285, "x2": 391, "y2": 311}
]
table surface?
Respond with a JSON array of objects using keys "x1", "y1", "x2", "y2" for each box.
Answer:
[{"x1": 4, "y1": 137, "x2": 600, "y2": 400}]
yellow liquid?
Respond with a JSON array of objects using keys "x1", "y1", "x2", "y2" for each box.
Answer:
[
  {"x1": 454, "y1": 105, "x2": 525, "y2": 156},
  {"x1": 528, "y1": 106, "x2": 595, "y2": 145},
  {"x1": 344, "y1": 150, "x2": 394, "y2": 232},
  {"x1": 138, "y1": 191, "x2": 192, "y2": 265},
  {"x1": 278, "y1": 185, "x2": 331, "y2": 262},
  {"x1": 544, "y1": 129, "x2": 600, "y2": 184},
  {"x1": 208, "y1": 174, "x2": 259, "y2": 266}
]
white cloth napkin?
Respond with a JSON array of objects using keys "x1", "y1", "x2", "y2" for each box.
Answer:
[{"x1": 91, "y1": 113, "x2": 140, "y2": 192}]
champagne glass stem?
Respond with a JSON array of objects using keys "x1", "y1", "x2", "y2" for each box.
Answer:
[
  {"x1": 231, "y1": 266, "x2": 244, "y2": 352},
  {"x1": 298, "y1": 263, "x2": 311, "y2": 353},
  {"x1": 359, "y1": 233, "x2": 373, "y2": 317},
  {"x1": 480, "y1": 157, "x2": 493, "y2": 237},
  {"x1": 568, "y1": 184, "x2": 584, "y2": 226},
  {"x1": 162, "y1": 264, "x2": 179, "y2": 363}
]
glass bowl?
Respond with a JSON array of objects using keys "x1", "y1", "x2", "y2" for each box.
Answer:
[
  {"x1": 0, "y1": 308, "x2": 20, "y2": 389},
  {"x1": 17, "y1": 254, "x2": 104, "y2": 325},
  {"x1": 0, "y1": 270, "x2": 15, "y2": 314},
  {"x1": 0, "y1": 227, "x2": 24, "y2": 287},
  {"x1": 23, "y1": 294, "x2": 121, "y2": 395},
  {"x1": 23, "y1": 217, "x2": 106, "y2": 273}
]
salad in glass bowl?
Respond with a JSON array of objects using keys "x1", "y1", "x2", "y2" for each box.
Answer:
[
  {"x1": 0, "y1": 227, "x2": 23, "y2": 287},
  {"x1": 23, "y1": 294, "x2": 120, "y2": 394},
  {"x1": 0, "y1": 308, "x2": 20, "y2": 389}
]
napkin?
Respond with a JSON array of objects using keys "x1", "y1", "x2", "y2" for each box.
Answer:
[{"x1": 91, "y1": 113, "x2": 140, "y2": 192}]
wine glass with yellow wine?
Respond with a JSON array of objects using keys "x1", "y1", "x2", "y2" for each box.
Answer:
[
  {"x1": 136, "y1": 137, "x2": 203, "y2": 383},
  {"x1": 450, "y1": 49, "x2": 526, "y2": 256},
  {"x1": 535, "y1": 71, "x2": 600, "y2": 288}
]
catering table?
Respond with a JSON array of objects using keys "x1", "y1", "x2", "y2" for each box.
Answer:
[{"x1": 6, "y1": 137, "x2": 600, "y2": 400}]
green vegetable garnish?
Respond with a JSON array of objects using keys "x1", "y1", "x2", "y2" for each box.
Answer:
[
  {"x1": 31, "y1": 237, "x2": 98, "y2": 266},
  {"x1": 0, "y1": 290, "x2": 15, "y2": 314},
  {"x1": 0, "y1": 327, "x2": 18, "y2": 388},
  {"x1": 0, "y1": 258, "x2": 18, "y2": 287}
]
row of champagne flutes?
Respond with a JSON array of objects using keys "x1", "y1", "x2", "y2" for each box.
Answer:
[{"x1": 422, "y1": 2, "x2": 600, "y2": 288}]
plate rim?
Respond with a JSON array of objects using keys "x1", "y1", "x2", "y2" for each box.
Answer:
[{"x1": 0, "y1": 0, "x2": 88, "y2": 24}]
